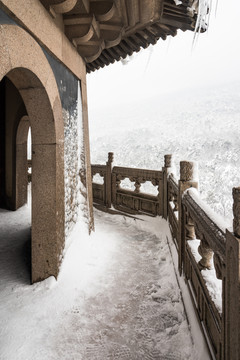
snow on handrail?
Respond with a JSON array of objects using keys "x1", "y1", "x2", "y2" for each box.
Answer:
[{"x1": 182, "y1": 188, "x2": 226, "y2": 259}]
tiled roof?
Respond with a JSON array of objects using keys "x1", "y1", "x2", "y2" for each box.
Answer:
[{"x1": 40, "y1": 0, "x2": 201, "y2": 72}]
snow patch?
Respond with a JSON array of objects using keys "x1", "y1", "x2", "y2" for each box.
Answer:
[
  {"x1": 187, "y1": 187, "x2": 229, "y2": 231},
  {"x1": 0, "y1": 206, "x2": 202, "y2": 359},
  {"x1": 64, "y1": 82, "x2": 88, "y2": 238},
  {"x1": 187, "y1": 239, "x2": 222, "y2": 313}
]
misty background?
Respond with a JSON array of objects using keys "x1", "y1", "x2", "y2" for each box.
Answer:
[{"x1": 87, "y1": 0, "x2": 240, "y2": 224}]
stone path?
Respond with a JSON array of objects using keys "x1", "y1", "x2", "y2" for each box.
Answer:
[
  {"x1": 53, "y1": 211, "x2": 196, "y2": 359},
  {"x1": 0, "y1": 206, "x2": 197, "y2": 359}
]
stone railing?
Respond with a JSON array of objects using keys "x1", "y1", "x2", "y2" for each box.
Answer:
[
  {"x1": 91, "y1": 152, "x2": 163, "y2": 217},
  {"x1": 91, "y1": 153, "x2": 240, "y2": 360},
  {"x1": 91, "y1": 164, "x2": 107, "y2": 205},
  {"x1": 165, "y1": 157, "x2": 240, "y2": 360},
  {"x1": 167, "y1": 173, "x2": 179, "y2": 249},
  {"x1": 112, "y1": 166, "x2": 162, "y2": 216}
]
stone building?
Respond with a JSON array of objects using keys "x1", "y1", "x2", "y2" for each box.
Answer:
[{"x1": 0, "y1": 0, "x2": 200, "y2": 283}]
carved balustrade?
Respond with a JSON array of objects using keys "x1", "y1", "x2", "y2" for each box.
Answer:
[
  {"x1": 91, "y1": 152, "x2": 114, "y2": 208},
  {"x1": 165, "y1": 159, "x2": 229, "y2": 359},
  {"x1": 182, "y1": 191, "x2": 226, "y2": 359},
  {"x1": 112, "y1": 166, "x2": 163, "y2": 216},
  {"x1": 167, "y1": 173, "x2": 179, "y2": 247},
  {"x1": 223, "y1": 187, "x2": 240, "y2": 360},
  {"x1": 91, "y1": 153, "x2": 240, "y2": 359},
  {"x1": 183, "y1": 192, "x2": 226, "y2": 272},
  {"x1": 91, "y1": 164, "x2": 107, "y2": 205}
]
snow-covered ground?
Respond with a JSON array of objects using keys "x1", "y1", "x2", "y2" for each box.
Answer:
[
  {"x1": 0, "y1": 200, "x2": 209, "y2": 359},
  {"x1": 89, "y1": 81, "x2": 240, "y2": 226}
]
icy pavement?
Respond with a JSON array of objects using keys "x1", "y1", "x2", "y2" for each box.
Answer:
[{"x1": 0, "y1": 204, "x2": 203, "y2": 360}]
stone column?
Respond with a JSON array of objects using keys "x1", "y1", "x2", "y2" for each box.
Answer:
[
  {"x1": 178, "y1": 161, "x2": 198, "y2": 274},
  {"x1": 223, "y1": 187, "x2": 240, "y2": 359},
  {"x1": 105, "y1": 152, "x2": 113, "y2": 208},
  {"x1": 162, "y1": 154, "x2": 172, "y2": 219}
]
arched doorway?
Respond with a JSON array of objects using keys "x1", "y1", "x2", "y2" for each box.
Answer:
[{"x1": 0, "y1": 25, "x2": 65, "y2": 283}]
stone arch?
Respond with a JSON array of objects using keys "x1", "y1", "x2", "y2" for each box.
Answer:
[{"x1": 0, "y1": 24, "x2": 65, "y2": 283}]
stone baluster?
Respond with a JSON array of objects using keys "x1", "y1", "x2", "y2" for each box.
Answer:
[
  {"x1": 111, "y1": 172, "x2": 117, "y2": 205},
  {"x1": 105, "y1": 152, "x2": 114, "y2": 208},
  {"x1": 178, "y1": 160, "x2": 198, "y2": 274},
  {"x1": 156, "y1": 179, "x2": 161, "y2": 216},
  {"x1": 116, "y1": 177, "x2": 121, "y2": 190},
  {"x1": 223, "y1": 187, "x2": 240, "y2": 359},
  {"x1": 197, "y1": 235, "x2": 213, "y2": 270},
  {"x1": 134, "y1": 180, "x2": 141, "y2": 193},
  {"x1": 162, "y1": 154, "x2": 172, "y2": 219},
  {"x1": 185, "y1": 212, "x2": 195, "y2": 240},
  {"x1": 173, "y1": 194, "x2": 178, "y2": 211}
]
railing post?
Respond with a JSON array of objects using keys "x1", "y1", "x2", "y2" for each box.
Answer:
[
  {"x1": 105, "y1": 152, "x2": 114, "y2": 208},
  {"x1": 223, "y1": 187, "x2": 240, "y2": 360},
  {"x1": 162, "y1": 154, "x2": 172, "y2": 220},
  {"x1": 178, "y1": 161, "x2": 198, "y2": 275}
]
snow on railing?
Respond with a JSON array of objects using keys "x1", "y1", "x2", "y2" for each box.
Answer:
[
  {"x1": 91, "y1": 152, "x2": 240, "y2": 359},
  {"x1": 164, "y1": 156, "x2": 240, "y2": 359}
]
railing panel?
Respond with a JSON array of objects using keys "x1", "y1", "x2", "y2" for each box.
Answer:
[
  {"x1": 182, "y1": 190, "x2": 225, "y2": 360},
  {"x1": 91, "y1": 164, "x2": 107, "y2": 177},
  {"x1": 115, "y1": 188, "x2": 160, "y2": 216},
  {"x1": 185, "y1": 241, "x2": 222, "y2": 351},
  {"x1": 112, "y1": 166, "x2": 163, "y2": 216},
  {"x1": 167, "y1": 174, "x2": 179, "y2": 248},
  {"x1": 90, "y1": 154, "x2": 240, "y2": 359},
  {"x1": 92, "y1": 183, "x2": 105, "y2": 205},
  {"x1": 183, "y1": 191, "x2": 226, "y2": 260},
  {"x1": 91, "y1": 164, "x2": 106, "y2": 205}
]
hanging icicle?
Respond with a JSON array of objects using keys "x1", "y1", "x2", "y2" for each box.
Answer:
[{"x1": 189, "y1": 0, "x2": 213, "y2": 45}]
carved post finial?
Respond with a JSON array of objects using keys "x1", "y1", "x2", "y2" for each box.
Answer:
[
  {"x1": 108, "y1": 152, "x2": 114, "y2": 164},
  {"x1": 164, "y1": 154, "x2": 172, "y2": 168},
  {"x1": 180, "y1": 161, "x2": 195, "y2": 182},
  {"x1": 233, "y1": 187, "x2": 240, "y2": 238}
]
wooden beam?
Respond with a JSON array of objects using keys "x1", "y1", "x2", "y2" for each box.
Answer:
[
  {"x1": 94, "y1": 2, "x2": 116, "y2": 22},
  {"x1": 119, "y1": 39, "x2": 133, "y2": 54},
  {"x1": 127, "y1": 0, "x2": 140, "y2": 27},
  {"x1": 118, "y1": 0, "x2": 129, "y2": 26},
  {"x1": 114, "y1": 45, "x2": 126, "y2": 58},
  {"x1": 107, "y1": 47, "x2": 121, "y2": 61},
  {"x1": 142, "y1": 29, "x2": 157, "y2": 45},
  {"x1": 99, "y1": 23, "x2": 122, "y2": 32},
  {"x1": 155, "y1": 22, "x2": 177, "y2": 37},
  {"x1": 125, "y1": 36, "x2": 141, "y2": 52},
  {"x1": 51, "y1": 0, "x2": 78, "y2": 14},
  {"x1": 101, "y1": 49, "x2": 115, "y2": 64},
  {"x1": 133, "y1": 32, "x2": 149, "y2": 48},
  {"x1": 64, "y1": 14, "x2": 93, "y2": 25}
]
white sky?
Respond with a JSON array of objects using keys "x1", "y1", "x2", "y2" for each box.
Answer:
[{"x1": 87, "y1": 0, "x2": 240, "y2": 109}]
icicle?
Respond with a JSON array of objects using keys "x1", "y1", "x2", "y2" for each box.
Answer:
[{"x1": 190, "y1": 0, "x2": 214, "y2": 48}]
